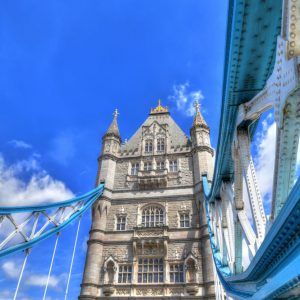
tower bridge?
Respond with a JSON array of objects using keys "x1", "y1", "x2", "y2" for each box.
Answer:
[{"x1": 1, "y1": 0, "x2": 300, "y2": 299}]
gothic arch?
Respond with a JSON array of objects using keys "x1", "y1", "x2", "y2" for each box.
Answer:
[
  {"x1": 140, "y1": 203, "x2": 165, "y2": 227},
  {"x1": 184, "y1": 254, "x2": 198, "y2": 283},
  {"x1": 103, "y1": 256, "x2": 118, "y2": 284}
]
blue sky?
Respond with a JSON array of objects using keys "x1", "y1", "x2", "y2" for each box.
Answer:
[{"x1": 0, "y1": 0, "x2": 243, "y2": 299}]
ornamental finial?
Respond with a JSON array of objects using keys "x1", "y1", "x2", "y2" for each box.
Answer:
[
  {"x1": 192, "y1": 99, "x2": 208, "y2": 128},
  {"x1": 194, "y1": 99, "x2": 200, "y2": 113},
  {"x1": 105, "y1": 108, "x2": 121, "y2": 139},
  {"x1": 150, "y1": 99, "x2": 169, "y2": 114},
  {"x1": 113, "y1": 108, "x2": 119, "y2": 119}
]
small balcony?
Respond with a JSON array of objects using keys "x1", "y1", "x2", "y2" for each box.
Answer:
[{"x1": 137, "y1": 169, "x2": 168, "y2": 189}]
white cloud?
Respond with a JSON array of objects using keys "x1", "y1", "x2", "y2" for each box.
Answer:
[
  {"x1": 8, "y1": 140, "x2": 32, "y2": 149},
  {"x1": 0, "y1": 289, "x2": 14, "y2": 300},
  {"x1": 2, "y1": 260, "x2": 61, "y2": 291},
  {"x1": 168, "y1": 82, "x2": 204, "y2": 117},
  {"x1": 2, "y1": 260, "x2": 20, "y2": 279},
  {"x1": 25, "y1": 274, "x2": 59, "y2": 288},
  {"x1": 0, "y1": 153, "x2": 74, "y2": 207}
]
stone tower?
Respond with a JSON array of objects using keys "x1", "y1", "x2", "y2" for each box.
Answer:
[{"x1": 79, "y1": 100, "x2": 215, "y2": 299}]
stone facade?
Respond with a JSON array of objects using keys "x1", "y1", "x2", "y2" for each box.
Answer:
[{"x1": 79, "y1": 101, "x2": 215, "y2": 299}]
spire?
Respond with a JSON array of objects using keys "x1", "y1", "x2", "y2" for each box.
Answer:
[
  {"x1": 104, "y1": 109, "x2": 121, "y2": 139},
  {"x1": 192, "y1": 100, "x2": 208, "y2": 129}
]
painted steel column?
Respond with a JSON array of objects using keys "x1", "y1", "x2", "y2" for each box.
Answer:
[
  {"x1": 237, "y1": 130, "x2": 266, "y2": 242},
  {"x1": 233, "y1": 147, "x2": 243, "y2": 273}
]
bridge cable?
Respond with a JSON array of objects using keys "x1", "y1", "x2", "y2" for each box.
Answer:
[
  {"x1": 64, "y1": 217, "x2": 82, "y2": 300},
  {"x1": 42, "y1": 233, "x2": 60, "y2": 300},
  {"x1": 13, "y1": 248, "x2": 30, "y2": 300}
]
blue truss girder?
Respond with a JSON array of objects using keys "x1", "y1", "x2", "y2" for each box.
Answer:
[
  {"x1": 0, "y1": 184, "x2": 104, "y2": 258},
  {"x1": 203, "y1": 176, "x2": 300, "y2": 299}
]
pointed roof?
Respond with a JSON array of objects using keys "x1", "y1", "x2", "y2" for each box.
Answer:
[
  {"x1": 192, "y1": 100, "x2": 209, "y2": 129},
  {"x1": 122, "y1": 101, "x2": 190, "y2": 152},
  {"x1": 104, "y1": 109, "x2": 121, "y2": 139}
]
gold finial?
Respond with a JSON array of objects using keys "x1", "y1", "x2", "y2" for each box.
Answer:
[
  {"x1": 113, "y1": 108, "x2": 119, "y2": 119},
  {"x1": 150, "y1": 99, "x2": 169, "y2": 114}
]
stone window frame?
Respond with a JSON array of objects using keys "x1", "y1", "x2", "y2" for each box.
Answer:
[
  {"x1": 157, "y1": 138, "x2": 165, "y2": 152},
  {"x1": 156, "y1": 160, "x2": 165, "y2": 170},
  {"x1": 116, "y1": 214, "x2": 127, "y2": 231},
  {"x1": 178, "y1": 211, "x2": 191, "y2": 228},
  {"x1": 141, "y1": 204, "x2": 165, "y2": 228},
  {"x1": 131, "y1": 162, "x2": 140, "y2": 175},
  {"x1": 169, "y1": 263, "x2": 184, "y2": 283},
  {"x1": 118, "y1": 264, "x2": 133, "y2": 284},
  {"x1": 137, "y1": 257, "x2": 164, "y2": 283},
  {"x1": 169, "y1": 160, "x2": 178, "y2": 172},
  {"x1": 144, "y1": 161, "x2": 152, "y2": 171},
  {"x1": 145, "y1": 140, "x2": 153, "y2": 153}
]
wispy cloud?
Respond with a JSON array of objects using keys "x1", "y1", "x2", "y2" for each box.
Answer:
[
  {"x1": 0, "y1": 153, "x2": 74, "y2": 207},
  {"x1": 0, "y1": 289, "x2": 14, "y2": 300},
  {"x1": 2, "y1": 260, "x2": 20, "y2": 279},
  {"x1": 2, "y1": 260, "x2": 61, "y2": 289},
  {"x1": 8, "y1": 140, "x2": 32, "y2": 149},
  {"x1": 25, "y1": 274, "x2": 59, "y2": 288},
  {"x1": 168, "y1": 82, "x2": 204, "y2": 117}
]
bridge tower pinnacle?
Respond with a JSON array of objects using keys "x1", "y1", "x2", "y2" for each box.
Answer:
[{"x1": 190, "y1": 100, "x2": 214, "y2": 183}]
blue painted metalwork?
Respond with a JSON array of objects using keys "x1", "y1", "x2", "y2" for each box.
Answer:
[
  {"x1": 203, "y1": 175, "x2": 300, "y2": 298},
  {"x1": 0, "y1": 184, "x2": 104, "y2": 258},
  {"x1": 0, "y1": 185, "x2": 103, "y2": 214},
  {"x1": 210, "y1": 0, "x2": 282, "y2": 200}
]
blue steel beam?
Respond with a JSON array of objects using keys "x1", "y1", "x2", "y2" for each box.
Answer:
[
  {"x1": 203, "y1": 176, "x2": 300, "y2": 299},
  {"x1": 209, "y1": 0, "x2": 282, "y2": 200},
  {"x1": 0, "y1": 184, "x2": 104, "y2": 258}
]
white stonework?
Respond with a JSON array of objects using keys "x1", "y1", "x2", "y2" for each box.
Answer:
[{"x1": 79, "y1": 101, "x2": 215, "y2": 299}]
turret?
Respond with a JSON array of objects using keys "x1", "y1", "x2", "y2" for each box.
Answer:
[
  {"x1": 190, "y1": 100, "x2": 214, "y2": 185},
  {"x1": 81, "y1": 110, "x2": 121, "y2": 297},
  {"x1": 96, "y1": 109, "x2": 121, "y2": 189}
]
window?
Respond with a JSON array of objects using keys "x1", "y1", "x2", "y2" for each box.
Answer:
[
  {"x1": 145, "y1": 140, "x2": 153, "y2": 153},
  {"x1": 157, "y1": 161, "x2": 165, "y2": 170},
  {"x1": 170, "y1": 264, "x2": 184, "y2": 283},
  {"x1": 131, "y1": 163, "x2": 139, "y2": 175},
  {"x1": 169, "y1": 160, "x2": 178, "y2": 172},
  {"x1": 142, "y1": 206, "x2": 164, "y2": 227},
  {"x1": 180, "y1": 213, "x2": 190, "y2": 228},
  {"x1": 157, "y1": 138, "x2": 165, "y2": 152},
  {"x1": 118, "y1": 265, "x2": 132, "y2": 283},
  {"x1": 144, "y1": 162, "x2": 152, "y2": 171},
  {"x1": 138, "y1": 258, "x2": 163, "y2": 283},
  {"x1": 116, "y1": 216, "x2": 126, "y2": 230}
]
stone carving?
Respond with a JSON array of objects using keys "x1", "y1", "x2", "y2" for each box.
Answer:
[
  {"x1": 136, "y1": 287, "x2": 163, "y2": 296},
  {"x1": 115, "y1": 287, "x2": 130, "y2": 295},
  {"x1": 136, "y1": 228, "x2": 164, "y2": 237},
  {"x1": 136, "y1": 244, "x2": 164, "y2": 255},
  {"x1": 168, "y1": 287, "x2": 183, "y2": 295}
]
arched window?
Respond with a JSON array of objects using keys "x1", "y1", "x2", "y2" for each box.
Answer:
[
  {"x1": 141, "y1": 206, "x2": 164, "y2": 227},
  {"x1": 145, "y1": 140, "x2": 153, "y2": 153}
]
